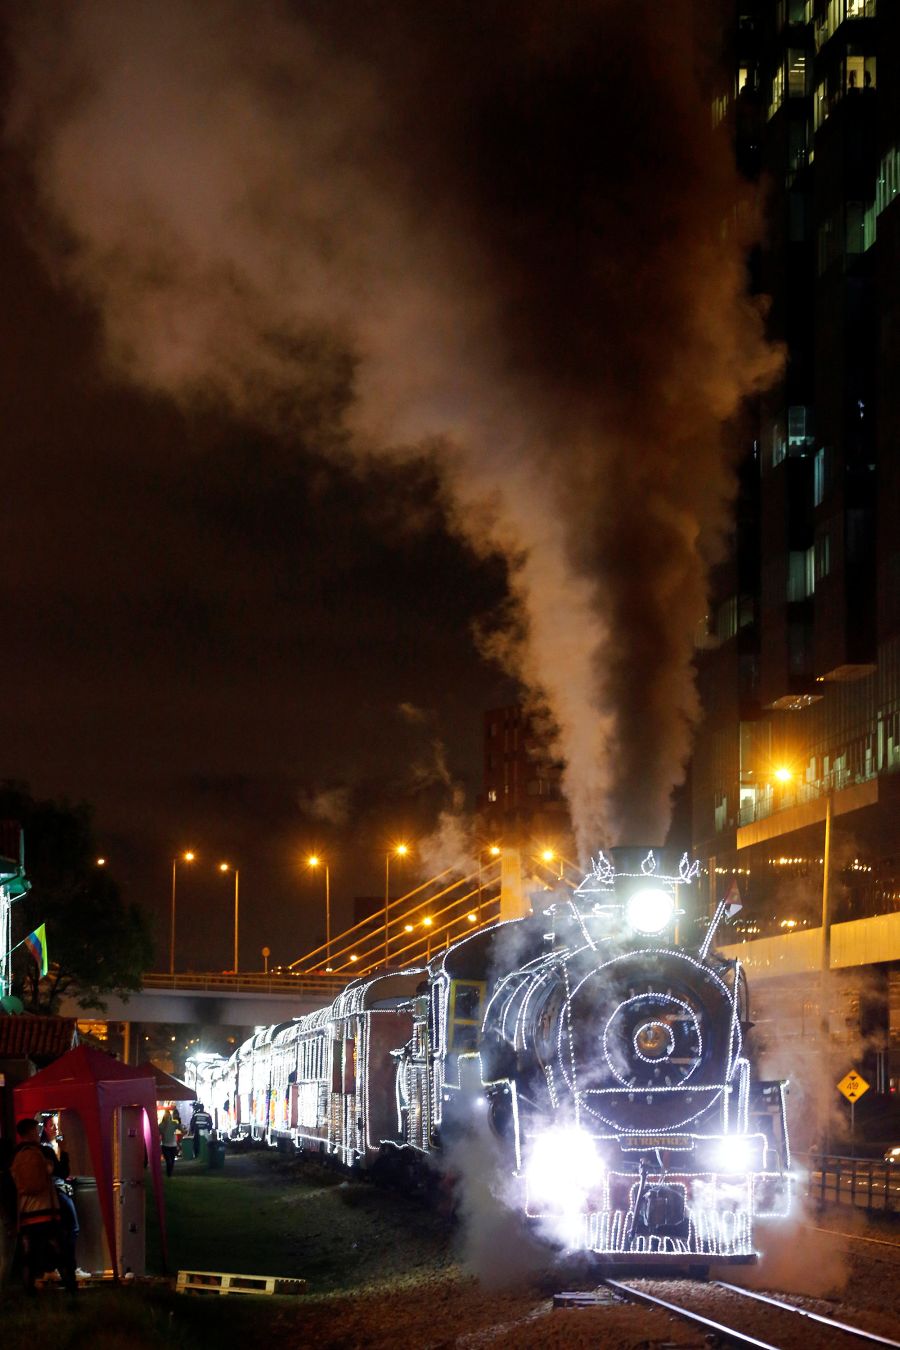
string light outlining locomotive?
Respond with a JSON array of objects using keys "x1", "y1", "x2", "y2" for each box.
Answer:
[{"x1": 207, "y1": 847, "x2": 792, "y2": 1266}]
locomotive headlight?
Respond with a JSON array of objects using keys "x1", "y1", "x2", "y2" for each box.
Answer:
[
  {"x1": 624, "y1": 886, "x2": 675, "y2": 935},
  {"x1": 526, "y1": 1126, "x2": 604, "y2": 1212},
  {"x1": 711, "y1": 1135, "x2": 755, "y2": 1172}
]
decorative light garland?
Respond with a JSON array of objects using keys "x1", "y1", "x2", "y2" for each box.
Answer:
[{"x1": 206, "y1": 853, "x2": 792, "y2": 1259}]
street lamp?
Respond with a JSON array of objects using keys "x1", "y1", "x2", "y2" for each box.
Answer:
[
  {"x1": 170, "y1": 850, "x2": 196, "y2": 976},
  {"x1": 306, "y1": 854, "x2": 331, "y2": 971},
  {"x1": 384, "y1": 843, "x2": 409, "y2": 967},
  {"x1": 219, "y1": 862, "x2": 240, "y2": 974},
  {"x1": 539, "y1": 847, "x2": 563, "y2": 880}
]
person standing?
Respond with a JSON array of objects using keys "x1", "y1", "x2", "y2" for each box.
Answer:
[
  {"x1": 10, "y1": 1118, "x2": 76, "y2": 1295},
  {"x1": 40, "y1": 1116, "x2": 87, "y2": 1281},
  {"x1": 159, "y1": 1110, "x2": 178, "y2": 1177},
  {"x1": 191, "y1": 1102, "x2": 213, "y2": 1160}
]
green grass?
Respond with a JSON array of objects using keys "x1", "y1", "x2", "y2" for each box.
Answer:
[
  {"x1": 1, "y1": 1147, "x2": 458, "y2": 1348},
  {"x1": 2, "y1": 1152, "x2": 326, "y2": 1348},
  {"x1": 145, "y1": 1149, "x2": 313, "y2": 1279},
  {"x1": 0, "y1": 1282, "x2": 285, "y2": 1350}
]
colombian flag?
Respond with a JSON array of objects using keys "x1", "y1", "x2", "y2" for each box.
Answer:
[{"x1": 24, "y1": 924, "x2": 48, "y2": 978}]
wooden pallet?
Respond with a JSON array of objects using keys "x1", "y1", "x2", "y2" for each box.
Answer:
[{"x1": 176, "y1": 1269, "x2": 306, "y2": 1297}]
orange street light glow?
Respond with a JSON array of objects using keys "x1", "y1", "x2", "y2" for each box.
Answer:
[
  {"x1": 219, "y1": 862, "x2": 230, "y2": 872},
  {"x1": 774, "y1": 767, "x2": 792, "y2": 783},
  {"x1": 96, "y1": 857, "x2": 106, "y2": 866},
  {"x1": 467, "y1": 913, "x2": 477, "y2": 923},
  {"x1": 541, "y1": 849, "x2": 555, "y2": 863},
  {"x1": 489, "y1": 845, "x2": 501, "y2": 857},
  {"x1": 422, "y1": 916, "x2": 433, "y2": 927},
  {"x1": 350, "y1": 954, "x2": 359, "y2": 962},
  {"x1": 183, "y1": 850, "x2": 196, "y2": 863},
  {"x1": 307, "y1": 854, "x2": 320, "y2": 868},
  {"x1": 395, "y1": 843, "x2": 409, "y2": 858},
  {"x1": 404, "y1": 924, "x2": 414, "y2": 933}
]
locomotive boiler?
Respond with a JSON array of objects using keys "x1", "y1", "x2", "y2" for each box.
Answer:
[{"x1": 207, "y1": 847, "x2": 792, "y2": 1267}]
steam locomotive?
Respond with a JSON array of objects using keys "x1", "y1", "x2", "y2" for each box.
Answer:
[{"x1": 207, "y1": 848, "x2": 792, "y2": 1265}]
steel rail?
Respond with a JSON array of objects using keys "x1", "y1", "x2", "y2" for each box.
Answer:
[
  {"x1": 602, "y1": 1278, "x2": 781, "y2": 1350},
  {"x1": 715, "y1": 1281, "x2": 900, "y2": 1349},
  {"x1": 800, "y1": 1223, "x2": 900, "y2": 1253}
]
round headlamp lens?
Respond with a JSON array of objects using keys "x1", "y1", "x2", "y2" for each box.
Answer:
[{"x1": 625, "y1": 887, "x2": 675, "y2": 935}]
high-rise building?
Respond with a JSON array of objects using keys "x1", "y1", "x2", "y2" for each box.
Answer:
[
  {"x1": 478, "y1": 705, "x2": 570, "y2": 851},
  {"x1": 692, "y1": 2, "x2": 900, "y2": 1091}
]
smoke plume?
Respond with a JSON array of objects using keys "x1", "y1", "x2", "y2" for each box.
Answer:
[
  {"x1": 299, "y1": 785, "x2": 351, "y2": 828},
  {"x1": 4, "y1": 0, "x2": 780, "y2": 853}
]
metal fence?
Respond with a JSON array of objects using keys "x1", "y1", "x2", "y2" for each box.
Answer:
[{"x1": 805, "y1": 1153, "x2": 900, "y2": 1213}]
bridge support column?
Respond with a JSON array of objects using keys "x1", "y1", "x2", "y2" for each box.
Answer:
[{"x1": 500, "y1": 848, "x2": 529, "y2": 920}]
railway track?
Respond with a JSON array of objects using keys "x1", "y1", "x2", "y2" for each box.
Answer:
[
  {"x1": 800, "y1": 1222, "x2": 900, "y2": 1259},
  {"x1": 555, "y1": 1276, "x2": 900, "y2": 1349}
]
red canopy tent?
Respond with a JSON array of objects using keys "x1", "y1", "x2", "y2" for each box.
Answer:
[
  {"x1": 13, "y1": 1044, "x2": 167, "y2": 1276},
  {"x1": 134, "y1": 1061, "x2": 196, "y2": 1102}
]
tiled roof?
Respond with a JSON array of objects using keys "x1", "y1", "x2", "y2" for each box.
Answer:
[{"x1": 0, "y1": 1015, "x2": 78, "y2": 1062}]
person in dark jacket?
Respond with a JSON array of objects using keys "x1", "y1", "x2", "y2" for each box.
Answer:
[
  {"x1": 191, "y1": 1103, "x2": 213, "y2": 1158},
  {"x1": 41, "y1": 1116, "x2": 86, "y2": 1281},
  {"x1": 11, "y1": 1118, "x2": 75, "y2": 1294}
]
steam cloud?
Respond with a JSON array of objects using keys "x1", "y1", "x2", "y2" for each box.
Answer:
[
  {"x1": 299, "y1": 785, "x2": 351, "y2": 829},
  {"x1": 5, "y1": 0, "x2": 780, "y2": 853}
]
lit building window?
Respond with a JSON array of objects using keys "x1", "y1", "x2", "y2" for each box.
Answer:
[
  {"x1": 805, "y1": 546, "x2": 815, "y2": 598},
  {"x1": 788, "y1": 405, "x2": 813, "y2": 450},
  {"x1": 787, "y1": 49, "x2": 808, "y2": 98},
  {"x1": 787, "y1": 551, "x2": 813, "y2": 601},
  {"x1": 876, "y1": 146, "x2": 900, "y2": 219},
  {"x1": 716, "y1": 596, "x2": 738, "y2": 642},
  {"x1": 845, "y1": 54, "x2": 876, "y2": 93},
  {"x1": 814, "y1": 447, "x2": 826, "y2": 506}
]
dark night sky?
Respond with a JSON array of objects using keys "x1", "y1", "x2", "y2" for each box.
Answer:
[
  {"x1": 0, "y1": 144, "x2": 513, "y2": 967},
  {"x1": 0, "y1": 2, "x2": 777, "y2": 971}
]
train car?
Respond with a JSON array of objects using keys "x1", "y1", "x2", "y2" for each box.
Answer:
[
  {"x1": 213, "y1": 970, "x2": 424, "y2": 1164},
  {"x1": 209, "y1": 847, "x2": 792, "y2": 1267}
]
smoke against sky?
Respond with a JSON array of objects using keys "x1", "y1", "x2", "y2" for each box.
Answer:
[{"x1": 6, "y1": 0, "x2": 779, "y2": 855}]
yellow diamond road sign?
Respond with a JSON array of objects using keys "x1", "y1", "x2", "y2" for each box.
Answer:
[{"x1": 837, "y1": 1069, "x2": 870, "y2": 1103}]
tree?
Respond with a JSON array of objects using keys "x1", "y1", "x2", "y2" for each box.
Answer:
[{"x1": 0, "y1": 783, "x2": 153, "y2": 1012}]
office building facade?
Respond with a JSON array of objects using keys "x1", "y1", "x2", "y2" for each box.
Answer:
[{"x1": 693, "y1": 1, "x2": 900, "y2": 1090}]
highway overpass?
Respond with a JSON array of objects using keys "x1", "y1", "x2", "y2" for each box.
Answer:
[{"x1": 59, "y1": 971, "x2": 348, "y2": 1027}]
